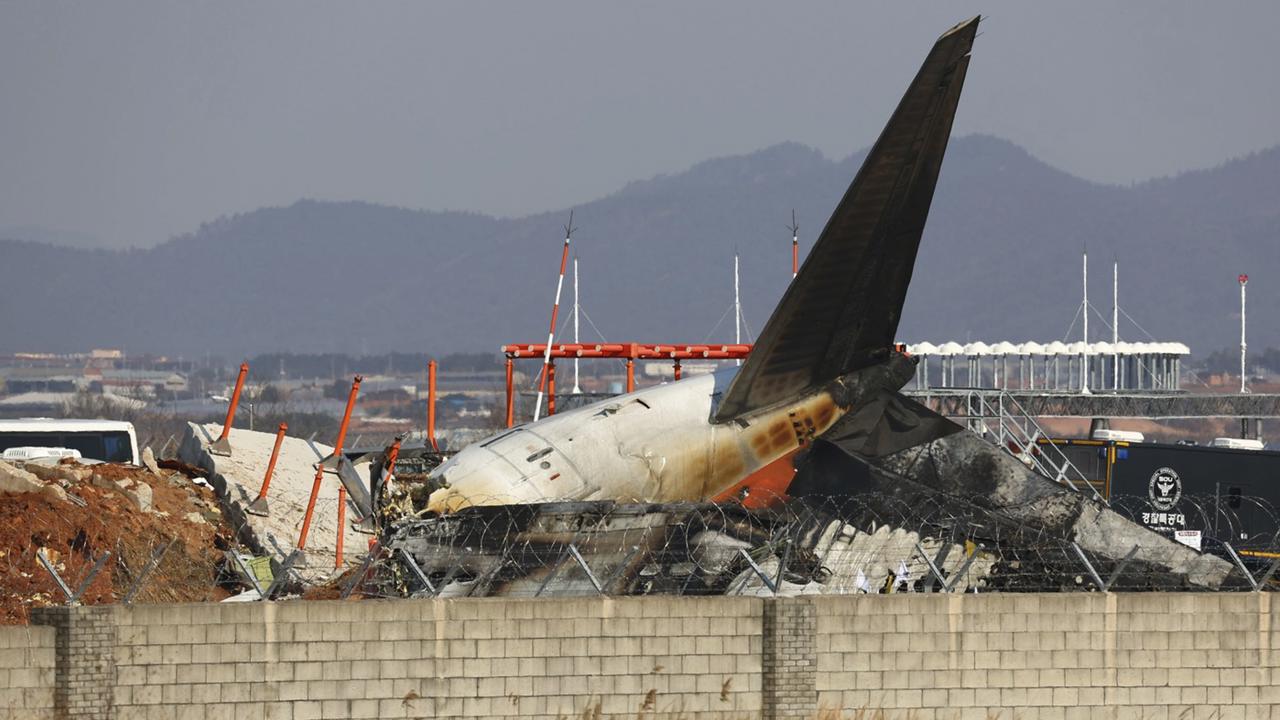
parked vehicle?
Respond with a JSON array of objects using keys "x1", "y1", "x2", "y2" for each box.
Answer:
[
  {"x1": 1039, "y1": 433, "x2": 1280, "y2": 555},
  {"x1": 0, "y1": 418, "x2": 139, "y2": 465}
]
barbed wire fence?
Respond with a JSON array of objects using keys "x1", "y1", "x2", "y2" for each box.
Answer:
[
  {"x1": 333, "y1": 492, "x2": 1280, "y2": 600},
  {"x1": 23, "y1": 489, "x2": 1280, "y2": 612}
]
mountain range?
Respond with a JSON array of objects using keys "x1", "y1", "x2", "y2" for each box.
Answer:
[{"x1": 2, "y1": 134, "x2": 1276, "y2": 359}]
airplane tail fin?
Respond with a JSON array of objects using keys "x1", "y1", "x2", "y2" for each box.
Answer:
[{"x1": 713, "y1": 17, "x2": 977, "y2": 422}]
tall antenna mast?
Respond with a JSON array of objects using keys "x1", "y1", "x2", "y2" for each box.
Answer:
[
  {"x1": 788, "y1": 210, "x2": 799, "y2": 280},
  {"x1": 533, "y1": 211, "x2": 574, "y2": 421},
  {"x1": 1240, "y1": 273, "x2": 1249, "y2": 394},
  {"x1": 734, "y1": 252, "x2": 742, "y2": 367},
  {"x1": 572, "y1": 256, "x2": 581, "y2": 394},
  {"x1": 1112, "y1": 259, "x2": 1119, "y2": 390},
  {"x1": 1081, "y1": 249, "x2": 1090, "y2": 394}
]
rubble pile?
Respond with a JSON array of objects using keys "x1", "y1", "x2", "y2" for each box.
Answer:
[{"x1": 0, "y1": 456, "x2": 237, "y2": 623}]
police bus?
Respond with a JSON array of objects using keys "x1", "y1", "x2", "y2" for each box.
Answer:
[
  {"x1": 1039, "y1": 431, "x2": 1280, "y2": 556},
  {"x1": 0, "y1": 418, "x2": 140, "y2": 465}
]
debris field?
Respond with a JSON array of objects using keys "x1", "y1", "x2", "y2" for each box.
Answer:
[{"x1": 0, "y1": 456, "x2": 236, "y2": 623}]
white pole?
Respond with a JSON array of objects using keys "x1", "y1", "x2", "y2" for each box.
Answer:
[
  {"x1": 734, "y1": 254, "x2": 742, "y2": 366},
  {"x1": 789, "y1": 209, "x2": 800, "y2": 281},
  {"x1": 1241, "y1": 274, "x2": 1249, "y2": 394},
  {"x1": 572, "y1": 257, "x2": 581, "y2": 394},
  {"x1": 1081, "y1": 250, "x2": 1090, "y2": 394},
  {"x1": 1113, "y1": 260, "x2": 1119, "y2": 390}
]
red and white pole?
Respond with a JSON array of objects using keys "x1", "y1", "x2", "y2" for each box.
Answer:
[{"x1": 533, "y1": 215, "x2": 573, "y2": 421}]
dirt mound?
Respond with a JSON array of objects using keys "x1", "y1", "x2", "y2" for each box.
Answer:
[{"x1": 0, "y1": 460, "x2": 235, "y2": 624}]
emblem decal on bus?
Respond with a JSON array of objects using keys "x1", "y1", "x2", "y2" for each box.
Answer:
[{"x1": 1148, "y1": 467, "x2": 1182, "y2": 511}]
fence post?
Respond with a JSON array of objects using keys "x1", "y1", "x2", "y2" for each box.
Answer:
[
  {"x1": 1103, "y1": 545, "x2": 1141, "y2": 591},
  {"x1": 948, "y1": 548, "x2": 981, "y2": 593},
  {"x1": 294, "y1": 466, "x2": 326, "y2": 562},
  {"x1": 1070, "y1": 542, "x2": 1107, "y2": 591},
  {"x1": 1255, "y1": 556, "x2": 1280, "y2": 591},
  {"x1": 427, "y1": 360, "x2": 440, "y2": 450},
  {"x1": 915, "y1": 541, "x2": 952, "y2": 592},
  {"x1": 736, "y1": 547, "x2": 778, "y2": 594},
  {"x1": 567, "y1": 543, "x2": 604, "y2": 594},
  {"x1": 397, "y1": 547, "x2": 437, "y2": 597},
  {"x1": 35, "y1": 549, "x2": 76, "y2": 603},
  {"x1": 319, "y1": 375, "x2": 363, "y2": 470},
  {"x1": 247, "y1": 422, "x2": 288, "y2": 516},
  {"x1": 210, "y1": 362, "x2": 249, "y2": 456},
  {"x1": 341, "y1": 544, "x2": 382, "y2": 599},
  {"x1": 226, "y1": 551, "x2": 266, "y2": 597},
  {"x1": 262, "y1": 550, "x2": 304, "y2": 600},
  {"x1": 335, "y1": 485, "x2": 347, "y2": 568},
  {"x1": 123, "y1": 539, "x2": 175, "y2": 604},
  {"x1": 1223, "y1": 543, "x2": 1259, "y2": 591}
]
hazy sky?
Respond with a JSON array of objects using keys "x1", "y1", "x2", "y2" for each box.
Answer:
[{"x1": 3, "y1": 2, "x2": 1279, "y2": 249}]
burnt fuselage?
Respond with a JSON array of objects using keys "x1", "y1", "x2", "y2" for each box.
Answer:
[{"x1": 426, "y1": 366, "x2": 864, "y2": 513}]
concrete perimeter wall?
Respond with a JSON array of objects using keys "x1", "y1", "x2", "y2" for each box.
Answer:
[
  {"x1": 17, "y1": 593, "x2": 1280, "y2": 719},
  {"x1": 0, "y1": 624, "x2": 55, "y2": 720},
  {"x1": 108, "y1": 596, "x2": 761, "y2": 720},
  {"x1": 813, "y1": 593, "x2": 1279, "y2": 718}
]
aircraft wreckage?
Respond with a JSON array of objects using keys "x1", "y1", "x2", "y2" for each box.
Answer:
[{"x1": 349, "y1": 17, "x2": 1234, "y2": 596}]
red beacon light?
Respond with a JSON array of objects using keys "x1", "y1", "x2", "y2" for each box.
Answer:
[{"x1": 1239, "y1": 274, "x2": 1249, "y2": 284}]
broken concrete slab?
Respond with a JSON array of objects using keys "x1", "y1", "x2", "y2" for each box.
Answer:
[
  {"x1": 178, "y1": 422, "x2": 366, "y2": 584},
  {"x1": 120, "y1": 479, "x2": 153, "y2": 513},
  {"x1": 23, "y1": 462, "x2": 87, "y2": 485},
  {"x1": 141, "y1": 446, "x2": 161, "y2": 475},
  {"x1": 40, "y1": 482, "x2": 68, "y2": 504},
  {"x1": 89, "y1": 473, "x2": 154, "y2": 513},
  {"x1": 0, "y1": 460, "x2": 72, "y2": 504},
  {"x1": 0, "y1": 460, "x2": 44, "y2": 495}
]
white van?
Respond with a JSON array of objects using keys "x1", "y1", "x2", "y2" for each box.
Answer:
[{"x1": 0, "y1": 418, "x2": 140, "y2": 465}]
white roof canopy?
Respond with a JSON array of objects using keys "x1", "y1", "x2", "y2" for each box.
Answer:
[{"x1": 900, "y1": 341, "x2": 1190, "y2": 356}]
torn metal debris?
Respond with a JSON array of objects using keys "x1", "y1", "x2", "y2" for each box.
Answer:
[{"x1": 365, "y1": 487, "x2": 1244, "y2": 600}]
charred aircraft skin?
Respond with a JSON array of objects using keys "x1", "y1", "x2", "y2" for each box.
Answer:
[
  {"x1": 409, "y1": 16, "x2": 1234, "y2": 590},
  {"x1": 791, "y1": 434, "x2": 1234, "y2": 589},
  {"x1": 426, "y1": 353, "x2": 916, "y2": 513}
]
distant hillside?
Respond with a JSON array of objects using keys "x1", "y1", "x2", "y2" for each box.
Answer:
[{"x1": 2, "y1": 135, "x2": 1277, "y2": 358}]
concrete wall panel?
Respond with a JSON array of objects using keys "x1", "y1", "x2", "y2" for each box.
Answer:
[
  {"x1": 0, "y1": 624, "x2": 56, "y2": 720},
  {"x1": 18, "y1": 593, "x2": 1280, "y2": 719}
]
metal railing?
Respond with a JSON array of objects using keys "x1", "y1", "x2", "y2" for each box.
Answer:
[{"x1": 946, "y1": 389, "x2": 1103, "y2": 502}]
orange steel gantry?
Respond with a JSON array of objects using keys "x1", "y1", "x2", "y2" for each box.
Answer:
[{"x1": 501, "y1": 343, "x2": 753, "y2": 427}]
